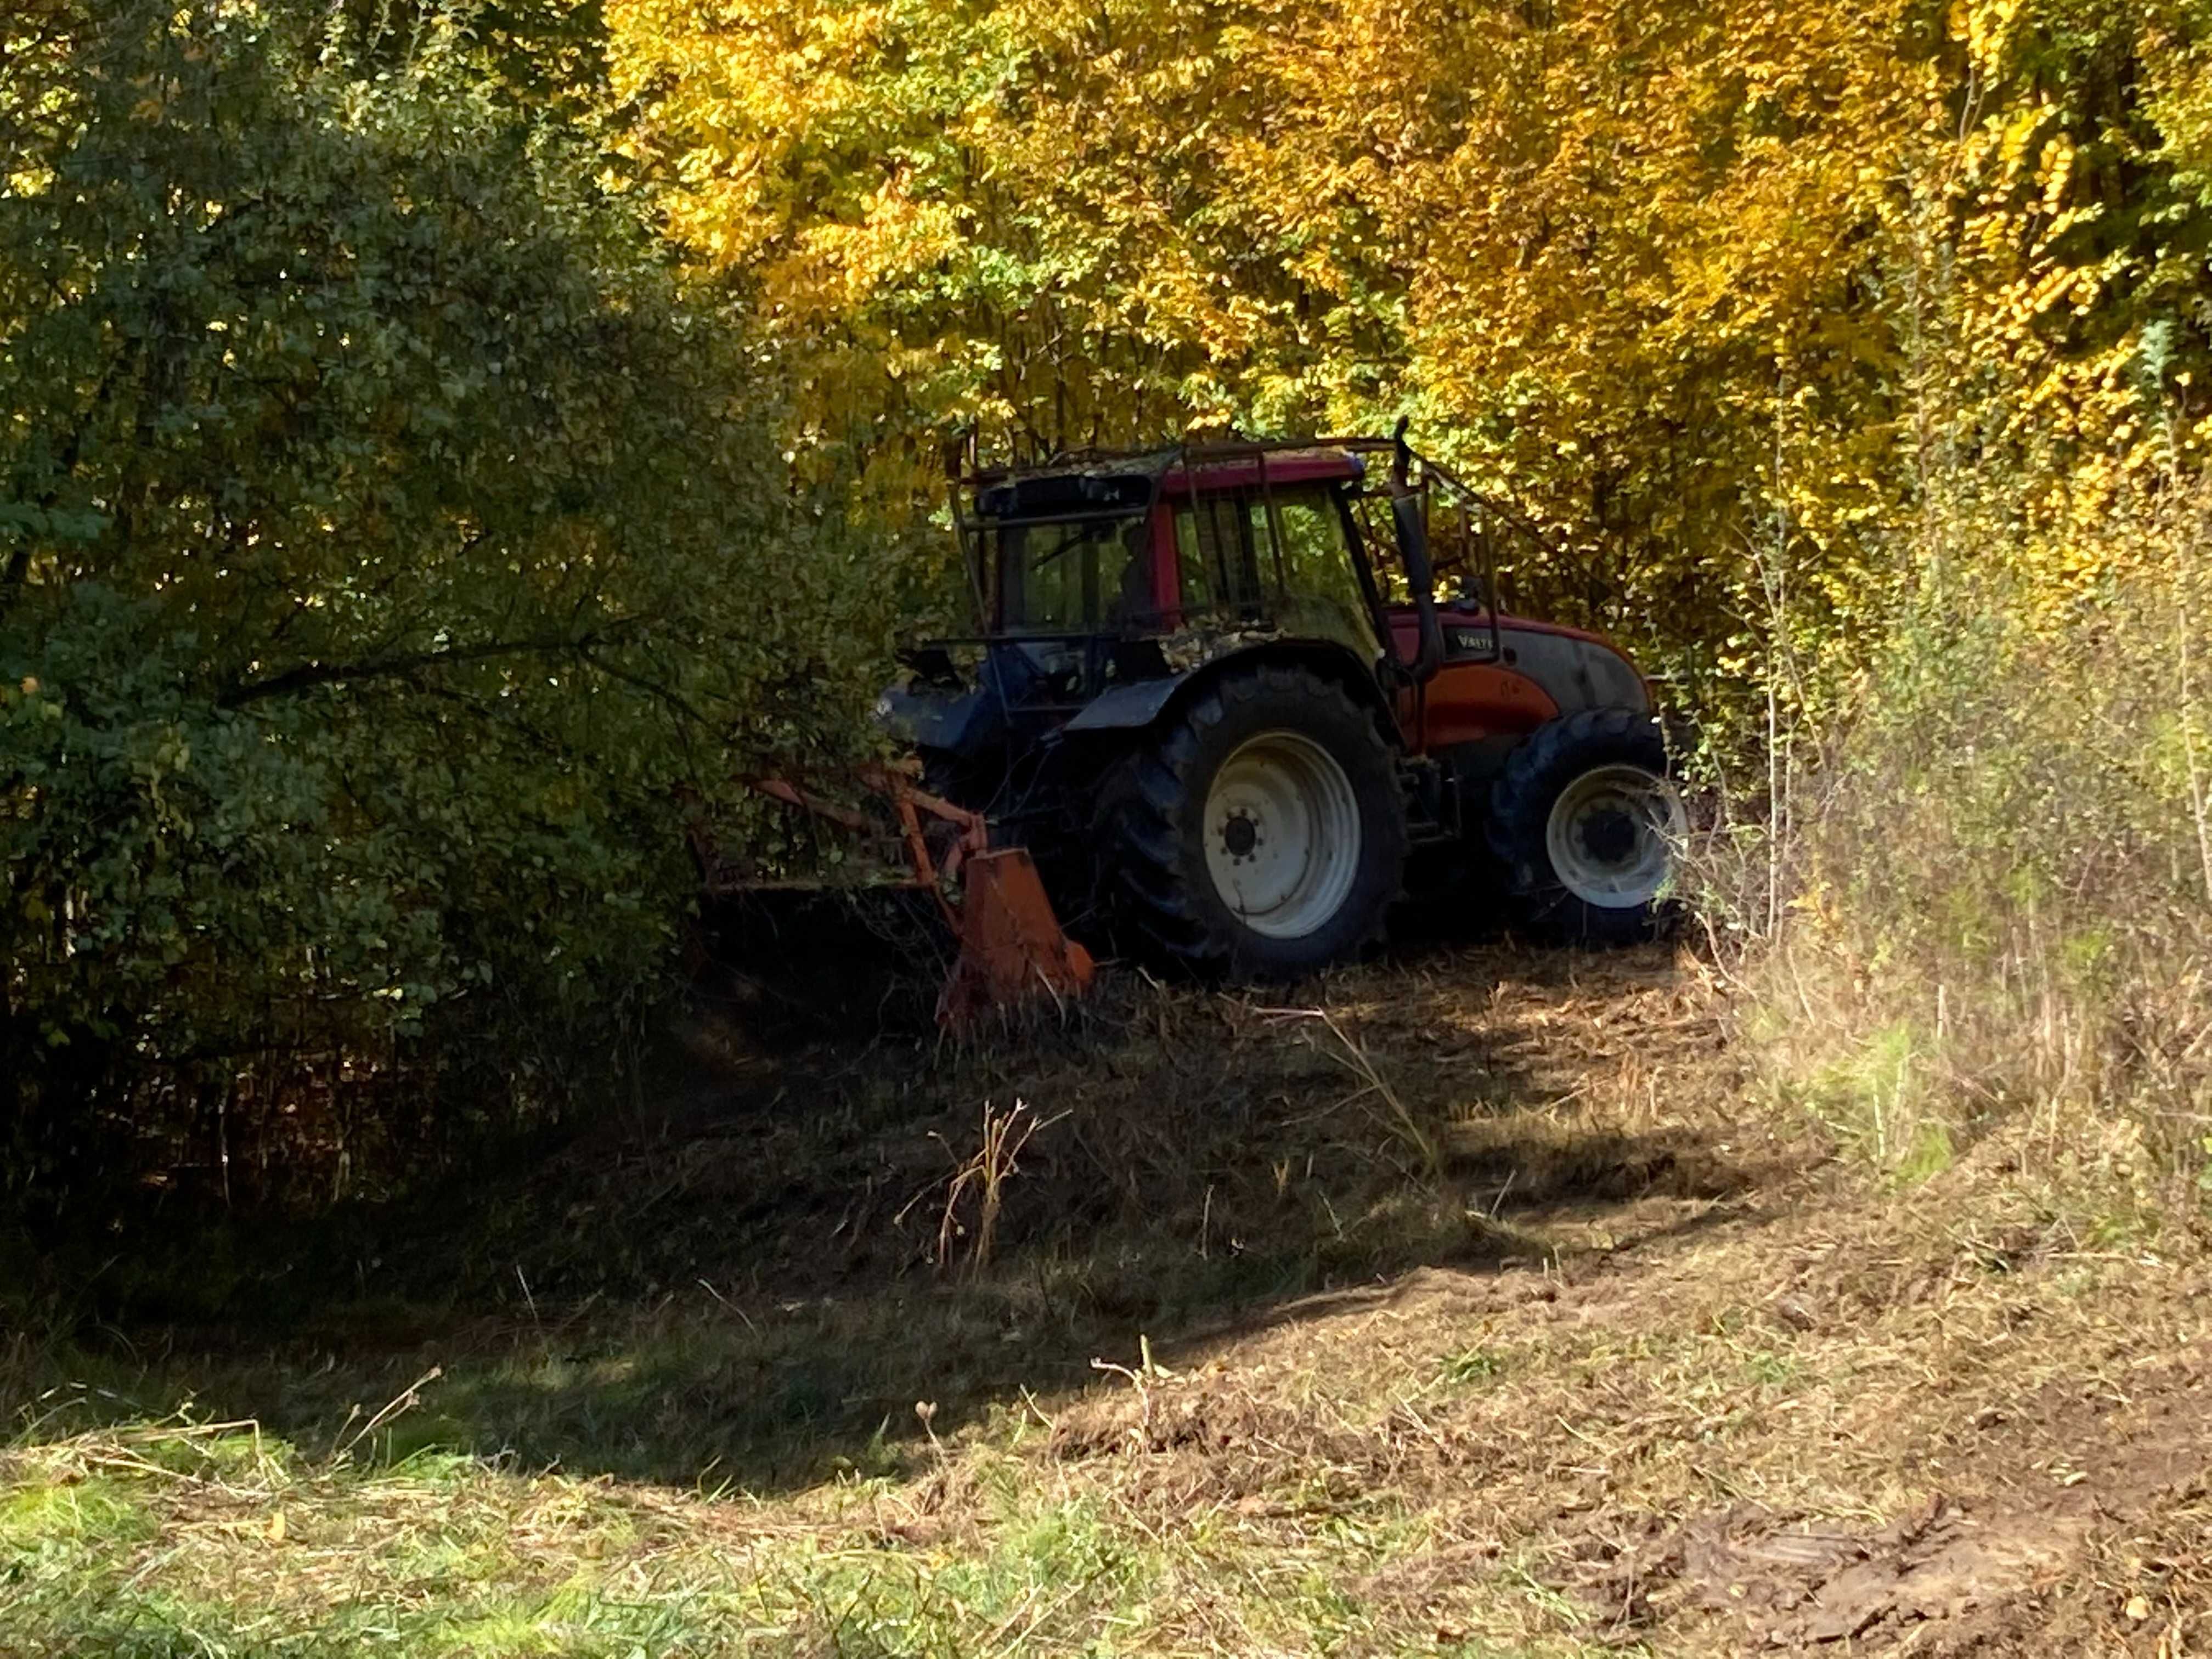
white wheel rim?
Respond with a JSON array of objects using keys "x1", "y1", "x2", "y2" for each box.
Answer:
[
  {"x1": 1203, "y1": 732, "x2": 1363, "y2": 939},
  {"x1": 1543, "y1": 763, "x2": 1684, "y2": 909}
]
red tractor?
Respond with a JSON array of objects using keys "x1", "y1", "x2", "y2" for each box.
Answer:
[{"x1": 881, "y1": 428, "x2": 1683, "y2": 981}]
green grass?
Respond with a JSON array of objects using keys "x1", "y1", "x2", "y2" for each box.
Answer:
[
  {"x1": 1438, "y1": 1347, "x2": 1505, "y2": 1386},
  {"x1": 0, "y1": 1427, "x2": 1358, "y2": 1657}
]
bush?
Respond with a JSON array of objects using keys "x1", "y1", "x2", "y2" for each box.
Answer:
[
  {"x1": 1719, "y1": 496, "x2": 2212, "y2": 1220},
  {"x1": 0, "y1": 6, "x2": 888, "y2": 1214}
]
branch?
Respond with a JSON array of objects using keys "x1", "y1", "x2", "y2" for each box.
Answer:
[
  {"x1": 216, "y1": 633, "x2": 611, "y2": 710},
  {"x1": 574, "y1": 644, "x2": 713, "y2": 727}
]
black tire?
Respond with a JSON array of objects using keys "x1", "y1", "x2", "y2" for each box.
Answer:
[
  {"x1": 1105, "y1": 663, "x2": 1407, "y2": 978},
  {"x1": 1487, "y1": 707, "x2": 1682, "y2": 944}
]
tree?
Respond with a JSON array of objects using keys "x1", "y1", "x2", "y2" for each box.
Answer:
[
  {"x1": 0, "y1": 3, "x2": 885, "y2": 1206},
  {"x1": 607, "y1": 0, "x2": 2212, "y2": 681}
]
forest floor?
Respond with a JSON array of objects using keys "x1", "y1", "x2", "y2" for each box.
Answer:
[{"x1": 4, "y1": 939, "x2": 2209, "y2": 1656}]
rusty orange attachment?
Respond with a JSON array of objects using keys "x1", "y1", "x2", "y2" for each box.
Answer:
[
  {"x1": 692, "y1": 763, "x2": 1095, "y2": 1029},
  {"x1": 937, "y1": 848, "x2": 1097, "y2": 1028}
]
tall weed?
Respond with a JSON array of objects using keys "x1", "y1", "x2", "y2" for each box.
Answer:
[{"x1": 1710, "y1": 499, "x2": 2212, "y2": 1221}]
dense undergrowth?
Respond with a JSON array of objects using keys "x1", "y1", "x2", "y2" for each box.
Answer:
[
  {"x1": 1705, "y1": 491, "x2": 2212, "y2": 1231},
  {"x1": 0, "y1": 6, "x2": 895, "y2": 1216}
]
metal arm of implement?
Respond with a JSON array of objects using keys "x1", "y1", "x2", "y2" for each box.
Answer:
[{"x1": 713, "y1": 764, "x2": 1095, "y2": 1029}]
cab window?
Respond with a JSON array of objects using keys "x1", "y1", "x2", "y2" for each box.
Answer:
[
  {"x1": 1175, "y1": 492, "x2": 1263, "y2": 617},
  {"x1": 996, "y1": 517, "x2": 1149, "y2": 632},
  {"x1": 1260, "y1": 487, "x2": 1367, "y2": 619}
]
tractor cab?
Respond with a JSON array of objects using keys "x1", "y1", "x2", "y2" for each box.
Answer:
[
  {"x1": 983, "y1": 447, "x2": 1380, "y2": 650},
  {"x1": 910, "y1": 439, "x2": 1441, "y2": 721}
]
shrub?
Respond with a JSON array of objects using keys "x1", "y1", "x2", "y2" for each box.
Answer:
[
  {"x1": 1720, "y1": 496, "x2": 2212, "y2": 1218},
  {"x1": 0, "y1": 5, "x2": 888, "y2": 1213}
]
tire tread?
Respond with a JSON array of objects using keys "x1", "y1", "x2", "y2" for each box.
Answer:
[{"x1": 1102, "y1": 664, "x2": 1403, "y2": 975}]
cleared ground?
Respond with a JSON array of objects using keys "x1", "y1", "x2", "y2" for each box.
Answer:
[{"x1": 4, "y1": 944, "x2": 2207, "y2": 1655}]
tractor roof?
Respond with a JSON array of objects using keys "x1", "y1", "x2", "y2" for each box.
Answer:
[
  {"x1": 968, "y1": 441, "x2": 1372, "y2": 520},
  {"x1": 1163, "y1": 446, "x2": 1367, "y2": 494}
]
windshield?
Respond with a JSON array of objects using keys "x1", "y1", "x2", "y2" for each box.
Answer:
[{"x1": 992, "y1": 514, "x2": 1156, "y2": 633}]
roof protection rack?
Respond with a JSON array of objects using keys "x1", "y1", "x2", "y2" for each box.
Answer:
[{"x1": 943, "y1": 430, "x2": 1570, "y2": 633}]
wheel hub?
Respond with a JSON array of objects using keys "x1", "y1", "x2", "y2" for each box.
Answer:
[
  {"x1": 1201, "y1": 732, "x2": 1363, "y2": 940},
  {"x1": 1577, "y1": 806, "x2": 1638, "y2": 866},
  {"x1": 1543, "y1": 763, "x2": 1685, "y2": 910}
]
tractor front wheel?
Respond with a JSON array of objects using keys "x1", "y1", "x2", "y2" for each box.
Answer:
[
  {"x1": 1488, "y1": 708, "x2": 1685, "y2": 943},
  {"x1": 1107, "y1": 664, "x2": 1406, "y2": 978}
]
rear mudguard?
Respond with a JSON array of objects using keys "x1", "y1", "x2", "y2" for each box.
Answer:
[
  {"x1": 1060, "y1": 677, "x2": 1181, "y2": 733},
  {"x1": 1060, "y1": 636, "x2": 1395, "y2": 739}
]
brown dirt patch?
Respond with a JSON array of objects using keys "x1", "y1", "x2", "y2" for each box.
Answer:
[
  {"x1": 1581, "y1": 1499, "x2": 2090, "y2": 1649},
  {"x1": 1568, "y1": 1346, "x2": 2212, "y2": 1652}
]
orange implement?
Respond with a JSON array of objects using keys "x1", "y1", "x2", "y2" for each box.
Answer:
[
  {"x1": 938, "y1": 848, "x2": 1096, "y2": 1028},
  {"x1": 697, "y1": 763, "x2": 1094, "y2": 1029}
]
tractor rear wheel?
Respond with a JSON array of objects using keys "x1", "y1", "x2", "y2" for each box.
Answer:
[
  {"x1": 1106, "y1": 664, "x2": 1406, "y2": 978},
  {"x1": 1488, "y1": 708, "x2": 1684, "y2": 943}
]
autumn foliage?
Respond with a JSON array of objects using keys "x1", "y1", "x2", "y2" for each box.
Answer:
[{"x1": 608, "y1": 0, "x2": 2212, "y2": 674}]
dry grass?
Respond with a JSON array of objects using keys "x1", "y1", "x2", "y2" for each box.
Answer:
[
  {"x1": 1690, "y1": 545, "x2": 2212, "y2": 1211},
  {"x1": 4, "y1": 939, "x2": 2209, "y2": 1655}
]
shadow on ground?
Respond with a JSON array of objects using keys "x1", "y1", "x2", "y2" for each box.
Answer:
[{"x1": 5, "y1": 941, "x2": 1777, "y2": 1496}]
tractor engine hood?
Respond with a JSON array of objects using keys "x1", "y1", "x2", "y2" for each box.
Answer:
[
  {"x1": 878, "y1": 680, "x2": 997, "y2": 757},
  {"x1": 1493, "y1": 617, "x2": 1651, "y2": 715}
]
